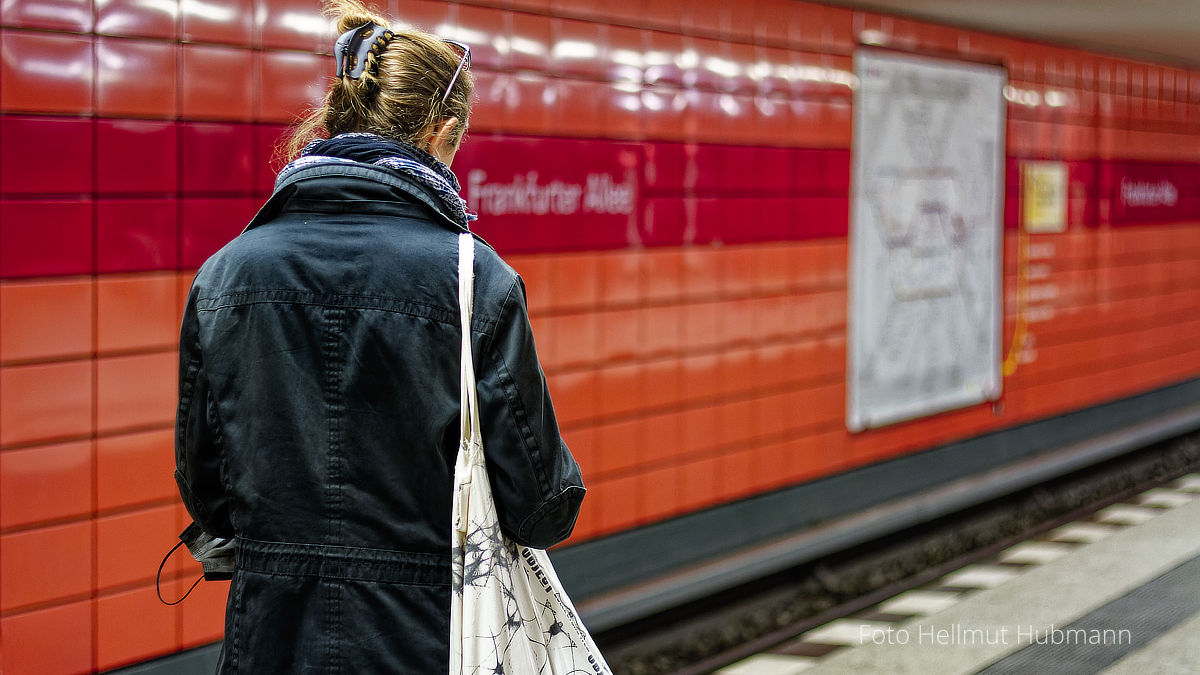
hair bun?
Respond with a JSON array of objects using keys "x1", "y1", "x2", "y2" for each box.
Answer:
[{"x1": 328, "y1": 0, "x2": 389, "y2": 36}]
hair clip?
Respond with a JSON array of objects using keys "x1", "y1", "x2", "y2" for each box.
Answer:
[{"x1": 334, "y1": 21, "x2": 395, "y2": 79}]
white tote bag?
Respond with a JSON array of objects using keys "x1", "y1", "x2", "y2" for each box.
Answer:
[{"x1": 450, "y1": 232, "x2": 612, "y2": 675}]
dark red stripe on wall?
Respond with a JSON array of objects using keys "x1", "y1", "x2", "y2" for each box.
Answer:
[{"x1": 3, "y1": 114, "x2": 1200, "y2": 278}]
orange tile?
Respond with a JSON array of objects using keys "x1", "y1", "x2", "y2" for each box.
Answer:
[
  {"x1": 717, "y1": 398, "x2": 757, "y2": 447},
  {"x1": 676, "y1": 454, "x2": 723, "y2": 513},
  {"x1": 0, "y1": 278, "x2": 93, "y2": 364},
  {"x1": 566, "y1": 484, "x2": 601, "y2": 541},
  {"x1": 596, "y1": 250, "x2": 641, "y2": 307},
  {"x1": 559, "y1": 427, "x2": 596, "y2": 475},
  {"x1": 538, "y1": 312, "x2": 597, "y2": 370},
  {"x1": 0, "y1": 361, "x2": 92, "y2": 447},
  {"x1": 718, "y1": 445, "x2": 758, "y2": 501},
  {"x1": 592, "y1": 417, "x2": 640, "y2": 476},
  {"x1": 596, "y1": 362, "x2": 642, "y2": 418},
  {"x1": 97, "y1": 584, "x2": 179, "y2": 671},
  {"x1": 545, "y1": 368, "x2": 597, "y2": 426},
  {"x1": 592, "y1": 474, "x2": 641, "y2": 533},
  {"x1": 681, "y1": 247, "x2": 721, "y2": 299},
  {"x1": 96, "y1": 351, "x2": 177, "y2": 432},
  {"x1": 97, "y1": 504, "x2": 179, "y2": 590},
  {"x1": 679, "y1": 352, "x2": 721, "y2": 403},
  {"x1": 550, "y1": 252, "x2": 600, "y2": 310},
  {"x1": 755, "y1": 388, "x2": 790, "y2": 439},
  {"x1": 642, "y1": 248, "x2": 684, "y2": 304},
  {"x1": 680, "y1": 404, "x2": 720, "y2": 456},
  {"x1": 681, "y1": 301, "x2": 720, "y2": 350},
  {"x1": 180, "y1": 575, "x2": 229, "y2": 648},
  {"x1": 640, "y1": 357, "x2": 681, "y2": 410},
  {"x1": 508, "y1": 255, "x2": 552, "y2": 315},
  {"x1": 598, "y1": 308, "x2": 640, "y2": 362},
  {"x1": 640, "y1": 305, "x2": 682, "y2": 358},
  {"x1": 0, "y1": 31, "x2": 93, "y2": 114},
  {"x1": 97, "y1": 429, "x2": 176, "y2": 511},
  {"x1": 638, "y1": 465, "x2": 679, "y2": 524},
  {"x1": 718, "y1": 346, "x2": 756, "y2": 397},
  {"x1": 180, "y1": 44, "x2": 253, "y2": 121},
  {"x1": 0, "y1": 600, "x2": 94, "y2": 675},
  {"x1": 96, "y1": 272, "x2": 181, "y2": 353},
  {"x1": 0, "y1": 440, "x2": 92, "y2": 529},
  {"x1": 0, "y1": 521, "x2": 92, "y2": 611},
  {"x1": 640, "y1": 413, "x2": 681, "y2": 464},
  {"x1": 717, "y1": 298, "x2": 756, "y2": 347},
  {"x1": 719, "y1": 245, "x2": 759, "y2": 296},
  {"x1": 96, "y1": 37, "x2": 177, "y2": 118}
]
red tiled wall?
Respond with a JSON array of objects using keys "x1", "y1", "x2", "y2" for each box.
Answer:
[{"x1": 2, "y1": 0, "x2": 1200, "y2": 672}]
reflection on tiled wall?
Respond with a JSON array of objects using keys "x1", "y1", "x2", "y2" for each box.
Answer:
[{"x1": 1, "y1": 0, "x2": 1199, "y2": 672}]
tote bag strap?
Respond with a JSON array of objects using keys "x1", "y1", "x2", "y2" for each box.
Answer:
[{"x1": 458, "y1": 232, "x2": 481, "y2": 446}]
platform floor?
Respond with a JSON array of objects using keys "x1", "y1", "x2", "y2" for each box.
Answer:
[{"x1": 720, "y1": 474, "x2": 1200, "y2": 675}]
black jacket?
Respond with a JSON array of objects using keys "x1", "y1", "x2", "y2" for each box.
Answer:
[{"x1": 175, "y1": 158, "x2": 585, "y2": 673}]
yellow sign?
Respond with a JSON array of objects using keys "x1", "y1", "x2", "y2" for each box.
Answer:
[{"x1": 1022, "y1": 161, "x2": 1067, "y2": 233}]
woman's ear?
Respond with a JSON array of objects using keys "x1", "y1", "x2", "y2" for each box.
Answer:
[{"x1": 427, "y1": 117, "x2": 461, "y2": 166}]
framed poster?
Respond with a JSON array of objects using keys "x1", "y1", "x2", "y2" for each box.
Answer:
[{"x1": 847, "y1": 49, "x2": 1006, "y2": 432}]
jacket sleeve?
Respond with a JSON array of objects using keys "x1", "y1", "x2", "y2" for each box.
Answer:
[
  {"x1": 475, "y1": 277, "x2": 585, "y2": 549},
  {"x1": 175, "y1": 285, "x2": 234, "y2": 539}
]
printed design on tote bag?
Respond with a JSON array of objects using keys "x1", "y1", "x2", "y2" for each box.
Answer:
[{"x1": 452, "y1": 465, "x2": 594, "y2": 675}]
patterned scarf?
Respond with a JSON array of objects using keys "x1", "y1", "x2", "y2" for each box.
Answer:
[{"x1": 281, "y1": 132, "x2": 476, "y2": 228}]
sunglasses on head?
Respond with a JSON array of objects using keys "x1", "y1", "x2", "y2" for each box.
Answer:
[{"x1": 441, "y1": 39, "x2": 471, "y2": 106}]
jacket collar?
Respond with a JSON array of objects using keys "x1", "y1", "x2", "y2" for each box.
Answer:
[{"x1": 244, "y1": 158, "x2": 469, "y2": 235}]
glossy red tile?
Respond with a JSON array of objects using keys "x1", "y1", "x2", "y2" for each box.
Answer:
[
  {"x1": 451, "y1": 5, "x2": 508, "y2": 71},
  {"x1": 506, "y1": 72, "x2": 554, "y2": 135},
  {"x1": 180, "y1": 198, "x2": 258, "y2": 266},
  {"x1": 509, "y1": 11, "x2": 551, "y2": 73},
  {"x1": 96, "y1": 0, "x2": 177, "y2": 38},
  {"x1": 180, "y1": 576, "x2": 229, "y2": 647},
  {"x1": 554, "y1": 79, "x2": 600, "y2": 137},
  {"x1": 643, "y1": 31, "x2": 684, "y2": 89},
  {"x1": 257, "y1": 50, "x2": 329, "y2": 123},
  {"x1": 97, "y1": 585, "x2": 179, "y2": 671},
  {"x1": 551, "y1": 17, "x2": 603, "y2": 79},
  {"x1": 0, "y1": 277, "x2": 93, "y2": 363},
  {"x1": 97, "y1": 272, "x2": 180, "y2": 352},
  {"x1": 0, "y1": 440, "x2": 92, "y2": 529},
  {"x1": 254, "y1": 123, "x2": 289, "y2": 194},
  {"x1": 600, "y1": 82, "x2": 642, "y2": 140},
  {"x1": 0, "y1": 361, "x2": 93, "y2": 447},
  {"x1": 181, "y1": 44, "x2": 254, "y2": 121},
  {"x1": 466, "y1": 70, "x2": 509, "y2": 134},
  {"x1": 0, "y1": 30, "x2": 93, "y2": 114},
  {"x1": 0, "y1": 200, "x2": 93, "y2": 279},
  {"x1": 180, "y1": 0, "x2": 250, "y2": 43},
  {"x1": 392, "y1": 0, "x2": 453, "y2": 33},
  {"x1": 96, "y1": 351, "x2": 178, "y2": 432},
  {"x1": 256, "y1": 0, "x2": 330, "y2": 50},
  {"x1": 97, "y1": 429, "x2": 177, "y2": 510},
  {"x1": 0, "y1": 600, "x2": 94, "y2": 675},
  {"x1": 181, "y1": 122, "x2": 255, "y2": 194},
  {"x1": 642, "y1": 0, "x2": 687, "y2": 33},
  {"x1": 0, "y1": 521, "x2": 93, "y2": 611},
  {"x1": 0, "y1": 116, "x2": 93, "y2": 195},
  {"x1": 97, "y1": 38, "x2": 177, "y2": 118},
  {"x1": 97, "y1": 505, "x2": 179, "y2": 589},
  {"x1": 97, "y1": 118, "x2": 178, "y2": 194},
  {"x1": 0, "y1": 0, "x2": 92, "y2": 31},
  {"x1": 97, "y1": 199, "x2": 179, "y2": 273}
]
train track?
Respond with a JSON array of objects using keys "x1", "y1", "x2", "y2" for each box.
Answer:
[{"x1": 594, "y1": 432, "x2": 1200, "y2": 675}]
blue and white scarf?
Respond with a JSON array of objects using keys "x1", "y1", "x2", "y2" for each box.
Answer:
[{"x1": 280, "y1": 132, "x2": 476, "y2": 228}]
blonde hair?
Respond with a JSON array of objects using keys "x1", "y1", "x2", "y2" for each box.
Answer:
[{"x1": 284, "y1": 0, "x2": 474, "y2": 159}]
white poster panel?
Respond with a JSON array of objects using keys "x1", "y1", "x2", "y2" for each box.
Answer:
[{"x1": 848, "y1": 50, "x2": 1006, "y2": 432}]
